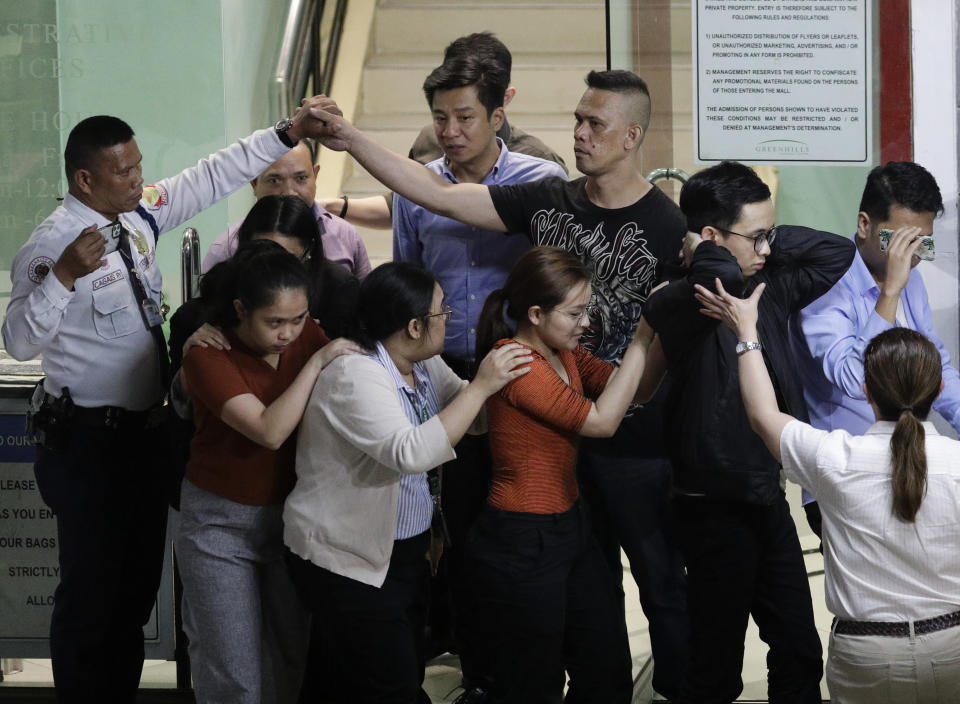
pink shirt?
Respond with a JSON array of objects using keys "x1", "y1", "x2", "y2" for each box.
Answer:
[{"x1": 202, "y1": 201, "x2": 371, "y2": 278}]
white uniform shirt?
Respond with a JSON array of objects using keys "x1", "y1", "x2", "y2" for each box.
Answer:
[
  {"x1": 780, "y1": 419, "x2": 960, "y2": 622},
  {"x1": 2, "y1": 129, "x2": 288, "y2": 410}
]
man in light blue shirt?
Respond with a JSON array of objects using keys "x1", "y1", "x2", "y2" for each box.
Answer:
[
  {"x1": 393, "y1": 57, "x2": 566, "y2": 367},
  {"x1": 391, "y1": 51, "x2": 565, "y2": 701},
  {"x1": 794, "y1": 161, "x2": 960, "y2": 533}
]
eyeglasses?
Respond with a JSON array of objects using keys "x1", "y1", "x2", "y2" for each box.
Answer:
[
  {"x1": 553, "y1": 303, "x2": 597, "y2": 324},
  {"x1": 717, "y1": 225, "x2": 778, "y2": 253},
  {"x1": 424, "y1": 304, "x2": 454, "y2": 322}
]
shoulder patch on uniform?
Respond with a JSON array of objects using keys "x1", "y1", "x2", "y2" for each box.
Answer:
[
  {"x1": 27, "y1": 256, "x2": 55, "y2": 284},
  {"x1": 142, "y1": 184, "x2": 168, "y2": 209}
]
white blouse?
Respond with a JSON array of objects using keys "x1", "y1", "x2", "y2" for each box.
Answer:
[{"x1": 780, "y1": 419, "x2": 960, "y2": 622}]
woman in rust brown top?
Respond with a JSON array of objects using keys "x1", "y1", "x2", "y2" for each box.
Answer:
[
  {"x1": 175, "y1": 240, "x2": 357, "y2": 704},
  {"x1": 469, "y1": 246, "x2": 664, "y2": 704}
]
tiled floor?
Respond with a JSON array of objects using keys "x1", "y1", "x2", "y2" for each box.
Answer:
[{"x1": 0, "y1": 483, "x2": 831, "y2": 702}]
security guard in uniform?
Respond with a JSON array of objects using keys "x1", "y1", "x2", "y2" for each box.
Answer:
[{"x1": 2, "y1": 103, "x2": 330, "y2": 702}]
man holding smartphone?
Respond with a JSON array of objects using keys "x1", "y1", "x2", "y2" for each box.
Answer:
[{"x1": 792, "y1": 161, "x2": 960, "y2": 535}]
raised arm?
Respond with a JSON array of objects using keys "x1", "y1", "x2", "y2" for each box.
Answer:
[
  {"x1": 644, "y1": 236, "x2": 744, "y2": 345},
  {"x1": 310, "y1": 99, "x2": 507, "y2": 232},
  {"x1": 319, "y1": 194, "x2": 393, "y2": 230},
  {"x1": 580, "y1": 318, "x2": 658, "y2": 437},
  {"x1": 435, "y1": 343, "x2": 532, "y2": 444},
  {"x1": 800, "y1": 227, "x2": 925, "y2": 401},
  {"x1": 762, "y1": 225, "x2": 855, "y2": 312},
  {"x1": 316, "y1": 349, "x2": 529, "y2": 475},
  {"x1": 2, "y1": 226, "x2": 104, "y2": 360},
  {"x1": 695, "y1": 279, "x2": 793, "y2": 462},
  {"x1": 186, "y1": 338, "x2": 360, "y2": 451}
]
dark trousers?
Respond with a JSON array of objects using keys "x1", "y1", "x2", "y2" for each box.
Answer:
[
  {"x1": 579, "y1": 421, "x2": 689, "y2": 700},
  {"x1": 674, "y1": 493, "x2": 823, "y2": 704},
  {"x1": 432, "y1": 432, "x2": 492, "y2": 684},
  {"x1": 429, "y1": 354, "x2": 493, "y2": 686},
  {"x1": 34, "y1": 424, "x2": 168, "y2": 703},
  {"x1": 288, "y1": 531, "x2": 432, "y2": 704},
  {"x1": 465, "y1": 502, "x2": 633, "y2": 704}
]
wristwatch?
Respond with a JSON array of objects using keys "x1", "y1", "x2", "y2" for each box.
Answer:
[
  {"x1": 735, "y1": 340, "x2": 762, "y2": 356},
  {"x1": 274, "y1": 117, "x2": 297, "y2": 148}
]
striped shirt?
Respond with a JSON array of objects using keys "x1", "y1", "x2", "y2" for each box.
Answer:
[
  {"x1": 371, "y1": 342, "x2": 439, "y2": 538},
  {"x1": 487, "y1": 340, "x2": 613, "y2": 513}
]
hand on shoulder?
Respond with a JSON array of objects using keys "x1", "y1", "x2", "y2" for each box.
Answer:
[{"x1": 473, "y1": 342, "x2": 534, "y2": 396}]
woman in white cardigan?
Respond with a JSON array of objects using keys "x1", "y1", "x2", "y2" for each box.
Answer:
[
  {"x1": 697, "y1": 278, "x2": 960, "y2": 704},
  {"x1": 283, "y1": 261, "x2": 531, "y2": 704}
]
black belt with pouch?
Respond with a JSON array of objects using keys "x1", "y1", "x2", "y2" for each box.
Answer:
[{"x1": 27, "y1": 381, "x2": 164, "y2": 450}]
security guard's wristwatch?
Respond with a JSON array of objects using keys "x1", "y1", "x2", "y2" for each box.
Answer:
[{"x1": 274, "y1": 117, "x2": 297, "y2": 148}]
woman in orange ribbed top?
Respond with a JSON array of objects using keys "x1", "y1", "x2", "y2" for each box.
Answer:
[{"x1": 468, "y1": 246, "x2": 664, "y2": 704}]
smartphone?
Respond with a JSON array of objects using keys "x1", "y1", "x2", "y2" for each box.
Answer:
[
  {"x1": 878, "y1": 228, "x2": 935, "y2": 262},
  {"x1": 97, "y1": 221, "x2": 122, "y2": 255}
]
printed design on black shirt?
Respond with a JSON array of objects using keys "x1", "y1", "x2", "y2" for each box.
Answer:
[{"x1": 530, "y1": 208, "x2": 658, "y2": 360}]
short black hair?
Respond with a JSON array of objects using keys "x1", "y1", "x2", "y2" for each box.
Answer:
[
  {"x1": 442, "y1": 32, "x2": 511, "y2": 81},
  {"x1": 237, "y1": 194, "x2": 324, "y2": 263},
  {"x1": 201, "y1": 239, "x2": 311, "y2": 329},
  {"x1": 859, "y1": 161, "x2": 944, "y2": 222},
  {"x1": 237, "y1": 195, "x2": 327, "y2": 315},
  {"x1": 64, "y1": 115, "x2": 135, "y2": 183},
  {"x1": 586, "y1": 69, "x2": 650, "y2": 95},
  {"x1": 584, "y1": 70, "x2": 652, "y2": 133},
  {"x1": 680, "y1": 161, "x2": 771, "y2": 234},
  {"x1": 423, "y1": 54, "x2": 509, "y2": 117},
  {"x1": 349, "y1": 262, "x2": 437, "y2": 349}
]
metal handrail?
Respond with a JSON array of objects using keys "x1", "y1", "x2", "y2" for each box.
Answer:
[
  {"x1": 272, "y1": 0, "x2": 348, "y2": 119},
  {"x1": 317, "y1": 0, "x2": 348, "y2": 96},
  {"x1": 645, "y1": 167, "x2": 690, "y2": 185},
  {"x1": 273, "y1": 0, "x2": 313, "y2": 118},
  {"x1": 180, "y1": 228, "x2": 200, "y2": 302}
]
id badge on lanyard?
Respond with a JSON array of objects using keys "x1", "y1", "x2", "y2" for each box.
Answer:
[{"x1": 117, "y1": 216, "x2": 165, "y2": 328}]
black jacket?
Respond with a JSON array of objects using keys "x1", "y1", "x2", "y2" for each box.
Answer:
[{"x1": 644, "y1": 226, "x2": 855, "y2": 505}]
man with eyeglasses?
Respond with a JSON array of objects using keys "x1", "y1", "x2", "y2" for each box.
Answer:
[
  {"x1": 791, "y1": 161, "x2": 960, "y2": 538},
  {"x1": 642, "y1": 160, "x2": 854, "y2": 704}
]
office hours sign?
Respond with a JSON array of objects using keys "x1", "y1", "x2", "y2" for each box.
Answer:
[{"x1": 694, "y1": 1, "x2": 872, "y2": 164}]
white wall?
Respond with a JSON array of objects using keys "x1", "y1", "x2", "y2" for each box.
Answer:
[{"x1": 911, "y1": 0, "x2": 958, "y2": 435}]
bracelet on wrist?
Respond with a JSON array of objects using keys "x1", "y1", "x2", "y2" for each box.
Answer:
[
  {"x1": 339, "y1": 195, "x2": 349, "y2": 219},
  {"x1": 735, "y1": 340, "x2": 762, "y2": 356}
]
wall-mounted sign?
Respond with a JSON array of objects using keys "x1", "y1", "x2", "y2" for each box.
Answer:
[
  {"x1": 0, "y1": 402, "x2": 175, "y2": 659},
  {"x1": 694, "y1": 1, "x2": 872, "y2": 164},
  {"x1": 0, "y1": 412, "x2": 59, "y2": 642}
]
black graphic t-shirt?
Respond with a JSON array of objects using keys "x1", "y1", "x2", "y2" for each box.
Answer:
[{"x1": 490, "y1": 176, "x2": 686, "y2": 362}]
